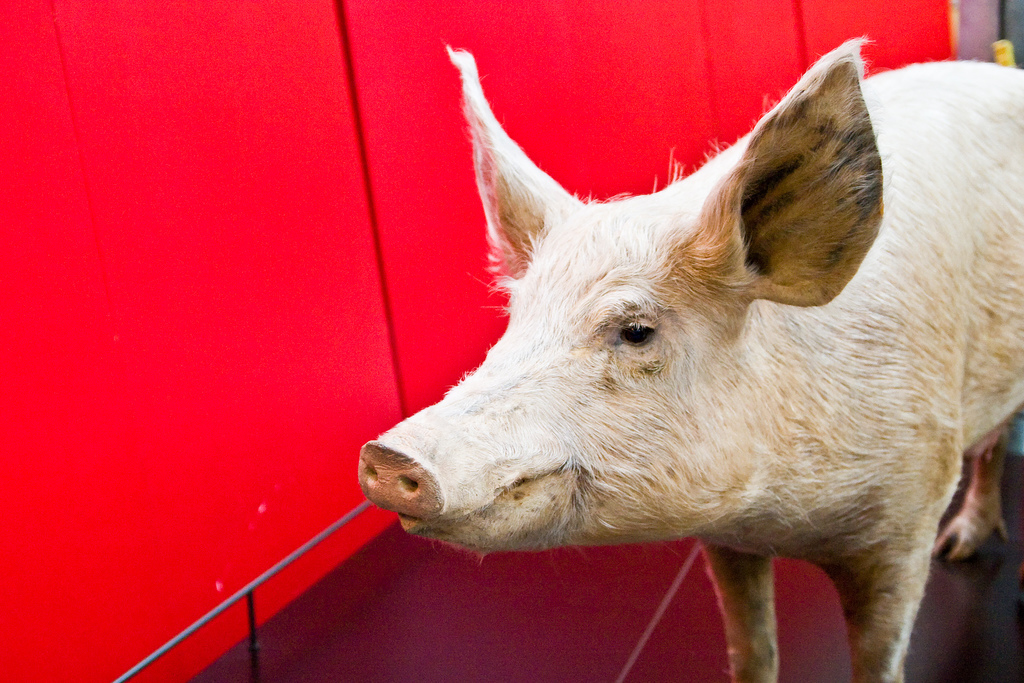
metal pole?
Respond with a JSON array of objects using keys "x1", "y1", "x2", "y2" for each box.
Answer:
[
  {"x1": 246, "y1": 590, "x2": 260, "y2": 681},
  {"x1": 112, "y1": 500, "x2": 371, "y2": 683},
  {"x1": 247, "y1": 589, "x2": 260, "y2": 654}
]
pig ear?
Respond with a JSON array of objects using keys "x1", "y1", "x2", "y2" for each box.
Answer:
[
  {"x1": 701, "y1": 41, "x2": 883, "y2": 307},
  {"x1": 448, "y1": 48, "x2": 582, "y2": 277}
]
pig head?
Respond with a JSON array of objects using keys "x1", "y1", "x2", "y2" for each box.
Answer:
[{"x1": 359, "y1": 42, "x2": 884, "y2": 553}]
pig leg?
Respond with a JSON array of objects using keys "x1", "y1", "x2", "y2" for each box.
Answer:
[
  {"x1": 932, "y1": 425, "x2": 1009, "y2": 561},
  {"x1": 704, "y1": 544, "x2": 778, "y2": 683},
  {"x1": 822, "y1": 545, "x2": 932, "y2": 683}
]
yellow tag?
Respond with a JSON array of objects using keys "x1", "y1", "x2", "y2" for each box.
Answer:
[{"x1": 994, "y1": 40, "x2": 1017, "y2": 67}]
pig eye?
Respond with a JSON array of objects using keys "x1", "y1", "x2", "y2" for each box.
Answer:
[{"x1": 620, "y1": 323, "x2": 655, "y2": 345}]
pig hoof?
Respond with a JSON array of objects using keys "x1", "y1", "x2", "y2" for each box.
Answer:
[{"x1": 933, "y1": 509, "x2": 1008, "y2": 561}]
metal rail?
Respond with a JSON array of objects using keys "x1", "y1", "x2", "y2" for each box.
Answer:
[{"x1": 113, "y1": 500, "x2": 371, "y2": 683}]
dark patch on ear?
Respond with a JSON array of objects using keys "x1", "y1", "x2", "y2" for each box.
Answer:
[
  {"x1": 746, "y1": 250, "x2": 767, "y2": 276},
  {"x1": 826, "y1": 241, "x2": 846, "y2": 266},
  {"x1": 856, "y1": 175, "x2": 883, "y2": 221},
  {"x1": 740, "y1": 158, "x2": 802, "y2": 224},
  {"x1": 774, "y1": 92, "x2": 810, "y2": 126},
  {"x1": 742, "y1": 158, "x2": 802, "y2": 205},
  {"x1": 810, "y1": 121, "x2": 840, "y2": 150}
]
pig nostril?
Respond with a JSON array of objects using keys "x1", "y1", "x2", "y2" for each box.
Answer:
[
  {"x1": 359, "y1": 440, "x2": 442, "y2": 518},
  {"x1": 397, "y1": 475, "x2": 419, "y2": 493}
]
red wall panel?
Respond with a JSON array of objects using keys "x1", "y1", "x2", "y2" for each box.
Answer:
[
  {"x1": 700, "y1": 1, "x2": 806, "y2": 143},
  {"x1": 800, "y1": 0, "x2": 953, "y2": 71},
  {"x1": 3, "y1": 1, "x2": 400, "y2": 681},
  {"x1": 0, "y1": 3, "x2": 126, "y2": 680}
]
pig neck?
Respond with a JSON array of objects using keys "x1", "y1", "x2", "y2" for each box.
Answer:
[{"x1": 686, "y1": 298, "x2": 869, "y2": 556}]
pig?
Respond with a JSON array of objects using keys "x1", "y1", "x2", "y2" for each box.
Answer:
[{"x1": 358, "y1": 41, "x2": 1024, "y2": 683}]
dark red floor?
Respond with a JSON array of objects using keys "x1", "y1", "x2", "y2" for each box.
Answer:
[{"x1": 193, "y1": 455, "x2": 1024, "y2": 683}]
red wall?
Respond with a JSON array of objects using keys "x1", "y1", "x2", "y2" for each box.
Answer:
[
  {"x1": 2, "y1": 2, "x2": 399, "y2": 682},
  {"x1": 1, "y1": 1, "x2": 949, "y2": 681}
]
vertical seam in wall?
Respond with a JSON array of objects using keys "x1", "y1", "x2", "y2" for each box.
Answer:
[
  {"x1": 51, "y1": 0, "x2": 115, "y2": 324},
  {"x1": 791, "y1": 0, "x2": 811, "y2": 71},
  {"x1": 333, "y1": 0, "x2": 409, "y2": 418},
  {"x1": 696, "y1": 0, "x2": 722, "y2": 138}
]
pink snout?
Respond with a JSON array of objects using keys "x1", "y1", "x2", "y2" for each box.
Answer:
[{"x1": 358, "y1": 441, "x2": 443, "y2": 521}]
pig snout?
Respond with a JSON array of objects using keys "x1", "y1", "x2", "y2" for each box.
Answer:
[{"x1": 358, "y1": 441, "x2": 443, "y2": 522}]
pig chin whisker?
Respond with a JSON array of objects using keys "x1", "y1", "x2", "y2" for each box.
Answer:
[{"x1": 397, "y1": 513, "x2": 422, "y2": 531}]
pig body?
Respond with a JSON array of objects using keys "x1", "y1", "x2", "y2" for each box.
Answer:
[{"x1": 359, "y1": 44, "x2": 1024, "y2": 683}]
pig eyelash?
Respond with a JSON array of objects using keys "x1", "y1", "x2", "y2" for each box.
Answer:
[{"x1": 620, "y1": 322, "x2": 656, "y2": 346}]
